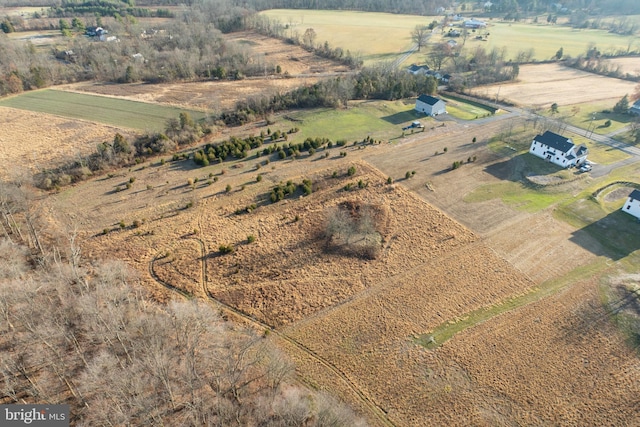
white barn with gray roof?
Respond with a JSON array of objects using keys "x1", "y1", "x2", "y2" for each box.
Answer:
[
  {"x1": 529, "y1": 131, "x2": 588, "y2": 168},
  {"x1": 622, "y1": 189, "x2": 640, "y2": 220},
  {"x1": 415, "y1": 95, "x2": 446, "y2": 116}
]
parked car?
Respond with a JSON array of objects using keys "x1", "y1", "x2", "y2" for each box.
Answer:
[
  {"x1": 579, "y1": 164, "x2": 592, "y2": 172},
  {"x1": 402, "y1": 121, "x2": 424, "y2": 131}
]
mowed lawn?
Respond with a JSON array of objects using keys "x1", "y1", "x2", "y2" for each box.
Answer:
[
  {"x1": 278, "y1": 100, "x2": 425, "y2": 143},
  {"x1": 260, "y1": 9, "x2": 435, "y2": 64},
  {"x1": 0, "y1": 89, "x2": 205, "y2": 131}
]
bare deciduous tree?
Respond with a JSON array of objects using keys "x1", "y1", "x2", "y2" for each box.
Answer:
[{"x1": 411, "y1": 25, "x2": 430, "y2": 51}]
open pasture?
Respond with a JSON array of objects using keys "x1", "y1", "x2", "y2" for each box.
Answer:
[
  {"x1": 456, "y1": 21, "x2": 637, "y2": 61},
  {"x1": 0, "y1": 89, "x2": 206, "y2": 131},
  {"x1": 470, "y1": 63, "x2": 638, "y2": 109},
  {"x1": 260, "y1": 9, "x2": 434, "y2": 64}
]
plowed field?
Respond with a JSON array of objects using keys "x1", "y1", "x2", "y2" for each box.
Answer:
[{"x1": 470, "y1": 63, "x2": 638, "y2": 109}]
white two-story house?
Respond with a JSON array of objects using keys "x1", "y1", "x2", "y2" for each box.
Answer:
[{"x1": 529, "y1": 131, "x2": 588, "y2": 168}]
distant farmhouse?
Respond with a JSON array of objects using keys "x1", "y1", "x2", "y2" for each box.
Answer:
[
  {"x1": 622, "y1": 189, "x2": 640, "y2": 220},
  {"x1": 415, "y1": 95, "x2": 446, "y2": 116},
  {"x1": 464, "y1": 19, "x2": 487, "y2": 29},
  {"x1": 629, "y1": 99, "x2": 640, "y2": 115},
  {"x1": 529, "y1": 130, "x2": 588, "y2": 168}
]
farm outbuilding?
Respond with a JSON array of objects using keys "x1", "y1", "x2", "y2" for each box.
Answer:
[
  {"x1": 630, "y1": 100, "x2": 640, "y2": 115},
  {"x1": 622, "y1": 189, "x2": 640, "y2": 220},
  {"x1": 529, "y1": 130, "x2": 588, "y2": 168},
  {"x1": 415, "y1": 95, "x2": 446, "y2": 116}
]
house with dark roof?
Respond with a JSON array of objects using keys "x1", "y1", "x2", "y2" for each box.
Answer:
[
  {"x1": 415, "y1": 95, "x2": 446, "y2": 116},
  {"x1": 407, "y1": 64, "x2": 430, "y2": 75},
  {"x1": 622, "y1": 189, "x2": 640, "y2": 220},
  {"x1": 630, "y1": 99, "x2": 640, "y2": 115},
  {"x1": 529, "y1": 130, "x2": 588, "y2": 168}
]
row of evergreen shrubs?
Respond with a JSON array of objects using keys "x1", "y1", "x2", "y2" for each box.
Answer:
[{"x1": 269, "y1": 179, "x2": 313, "y2": 203}]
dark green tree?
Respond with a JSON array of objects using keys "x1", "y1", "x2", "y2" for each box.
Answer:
[{"x1": 613, "y1": 94, "x2": 630, "y2": 114}]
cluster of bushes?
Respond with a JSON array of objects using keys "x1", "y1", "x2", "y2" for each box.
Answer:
[
  {"x1": 323, "y1": 201, "x2": 384, "y2": 260},
  {"x1": 256, "y1": 136, "x2": 329, "y2": 161},
  {"x1": 451, "y1": 156, "x2": 477, "y2": 170},
  {"x1": 193, "y1": 135, "x2": 265, "y2": 165},
  {"x1": 343, "y1": 179, "x2": 368, "y2": 191},
  {"x1": 269, "y1": 179, "x2": 312, "y2": 203}
]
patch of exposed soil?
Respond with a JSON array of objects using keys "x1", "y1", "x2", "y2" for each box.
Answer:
[{"x1": 603, "y1": 186, "x2": 635, "y2": 202}]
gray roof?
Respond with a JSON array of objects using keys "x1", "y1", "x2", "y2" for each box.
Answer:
[
  {"x1": 417, "y1": 94, "x2": 442, "y2": 106},
  {"x1": 534, "y1": 131, "x2": 573, "y2": 153},
  {"x1": 629, "y1": 189, "x2": 640, "y2": 201}
]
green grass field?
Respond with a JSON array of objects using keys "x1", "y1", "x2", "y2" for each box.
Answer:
[
  {"x1": 545, "y1": 101, "x2": 633, "y2": 136},
  {"x1": 0, "y1": 89, "x2": 206, "y2": 131},
  {"x1": 441, "y1": 94, "x2": 496, "y2": 119},
  {"x1": 277, "y1": 100, "x2": 427, "y2": 143},
  {"x1": 450, "y1": 21, "x2": 638, "y2": 61}
]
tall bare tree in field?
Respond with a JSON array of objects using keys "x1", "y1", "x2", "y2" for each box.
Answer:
[{"x1": 411, "y1": 25, "x2": 429, "y2": 51}]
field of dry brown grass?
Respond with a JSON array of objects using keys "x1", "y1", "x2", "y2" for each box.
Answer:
[
  {"x1": 6, "y1": 35, "x2": 640, "y2": 425},
  {"x1": 33, "y1": 106, "x2": 638, "y2": 425},
  {"x1": 470, "y1": 63, "x2": 639, "y2": 109},
  {"x1": 0, "y1": 107, "x2": 131, "y2": 179},
  {"x1": 604, "y1": 56, "x2": 640, "y2": 77}
]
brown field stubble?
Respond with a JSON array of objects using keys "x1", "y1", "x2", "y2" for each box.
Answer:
[{"x1": 32, "y1": 82, "x2": 640, "y2": 426}]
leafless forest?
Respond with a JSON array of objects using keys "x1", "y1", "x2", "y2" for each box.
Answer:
[{"x1": 0, "y1": 182, "x2": 365, "y2": 426}]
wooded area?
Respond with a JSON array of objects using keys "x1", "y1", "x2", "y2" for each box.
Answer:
[{"x1": 0, "y1": 181, "x2": 365, "y2": 426}]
